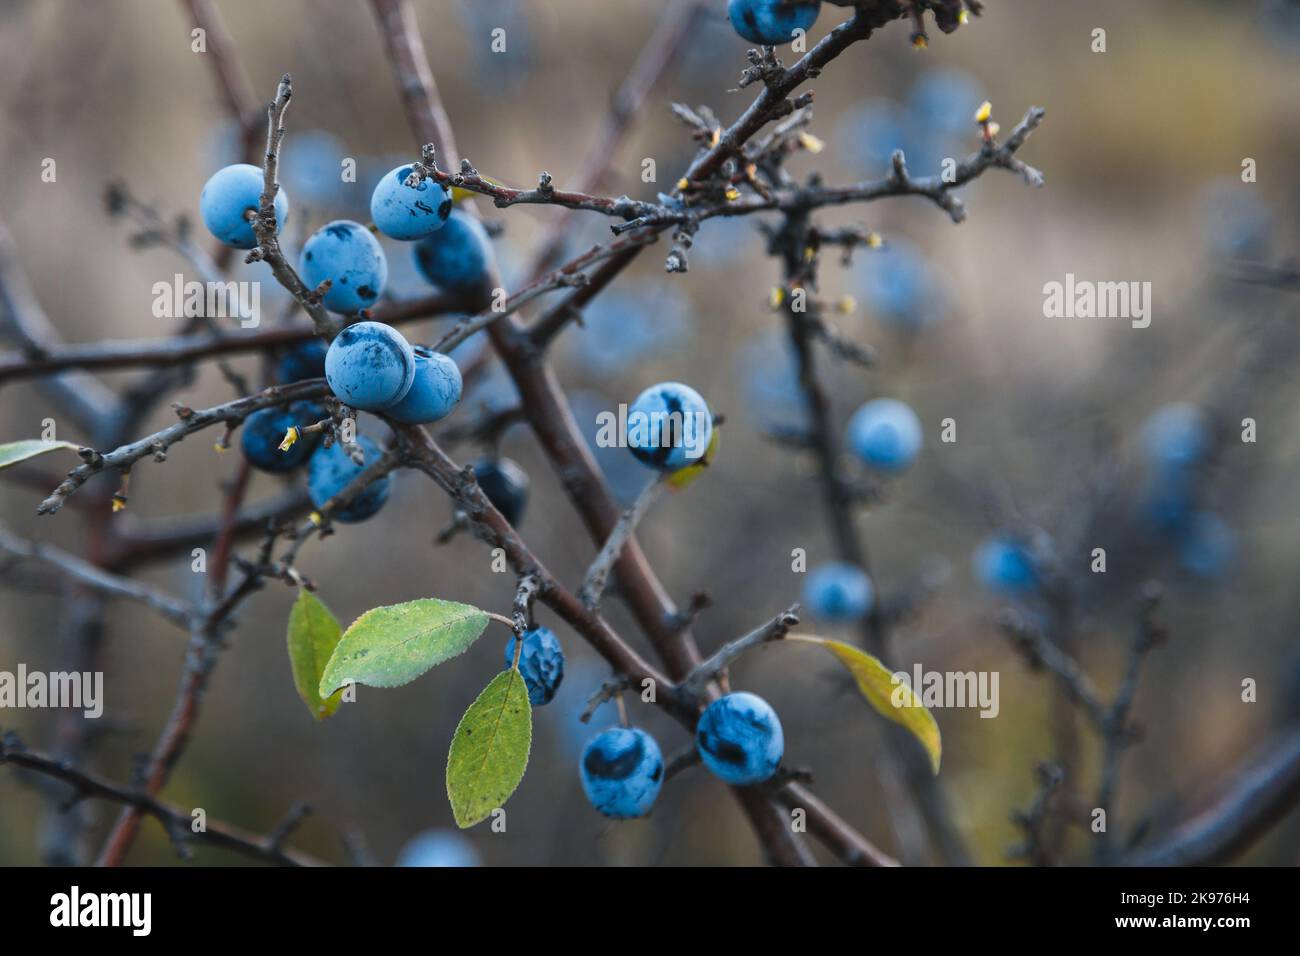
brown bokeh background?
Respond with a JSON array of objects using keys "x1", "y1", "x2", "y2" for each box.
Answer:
[{"x1": 1, "y1": 0, "x2": 1298, "y2": 866}]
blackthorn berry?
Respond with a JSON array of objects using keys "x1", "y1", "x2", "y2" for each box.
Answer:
[
  {"x1": 847, "y1": 397, "x2": 922, "y2": 473},
  {"x1": 413, "y1": 210, "x2": 493, "y2": 293},
  {"x1": 395, "y1": 829, "x2": 480, "y2": 867},
  {"x1": 503, "y1": 627, "x2": 565, "y2": 705},
  {"x1": 1141, "y1": 403, "x2": 1210, "y2": 472},
  {"x1": 471, "y1": 458, "x2": 530, "y2": 526},
  {"x1": 199, "y1": 163, "x2": 288, "y2": 249},
  {"x1": 579, "y1": 726, "x2": 664, "y2": 819},
  {"x1": 1177, "y1": 511, "x2": 1236, "y2": 579},
  {"x1": 696, "y1": 692, "x2": 784, "y2": 786},
  {"x1": 626, "y1": 381, "x2": 713, "y2": 472},
  {"x1": 307, "y1": 434, "x2": 392, "y2": 523},
  {"x1": 802, "y1": 561, "x2": 874, "y2": 620},
  {"x1": 299, "y1": 220, "x2": 388, "y2": 314},
  {"x1": 726, "y1": 0, "x2": 821, "y2": 46},
  {"x1": 324, "y1": 320, "x2": 416, "y2": 411},
  {"x1": 276, "y1": 339, "x2": 328, "y2": 383},
  {"x1": 371, "y1": 164, "x2": 452, "y2": 241},
  {"x1": 240, "y1": 402, "x2": 324, "y2": 473},
  {"x1": 973, "y1": 535, "x2": 1039, "y2": 596},
  {"x1": 383, "y1": 346, "x2": 462, "y2": 424}
]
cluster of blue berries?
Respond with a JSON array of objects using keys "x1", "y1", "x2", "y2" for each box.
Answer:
[
  {"x1": 578, "y1": 690, "x2": 786, "y2": 819},
  {"x1": 1138, "y1": 403, "x2": 1235, "y2": 579},
  {"x1": 200, "y1": 161, "x2": 493, "y2": 317}
]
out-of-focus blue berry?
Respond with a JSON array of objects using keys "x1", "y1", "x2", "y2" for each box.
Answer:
[
  {"x1": 413, "y1": 210, "x2": 493, "y2": 293},
  {"x1": 280, "y1": 130, "x2": 347, "y2": 207},
  {"x1": 200, "y1": 163, "x2": 288, "y2": 249},
  {"x1": 276, "y1": 340, "x2": 328, "y2": 383},
  {"x1": 802, "y1": 562, "x2": 874, "y2": 620},
  {"x1": 847, "y1": 398, "x2": 923, "y2": 473},
  {"x1": 307, "y1": 435, "x2": 392, "y2": 523},
  {"x1": 240, "y1": 402, "x2": 324, "y2": 473},
  {"x1": 299, "y1": 220, "x2": 388, "y2": 314},
  {"x1": 395, "y1": 829, "x2": 480, "y2": 867},
  {"x1": 470, "y1": 457, "x2": 530, "y2": 526},
  {"x1": 580, "y1": 726, "x2": 664, "y2": 819},
  {"x1": 727, "y1": 0, "x2": 821, "y2": 46},
  {"x1": 853, "y1": 239, "x2": 941, "y2": 328},
  {"x1": 626, "y1": 381, "x2": 713, "y2": 471},
  {"x1": 696, "y1": 692, "x2": 784, "y2": 786},
  {"x1": 565, "y1": 283, "x2": 692, "y2": 376},
  {"x1": 1177, "y1": 511, "x2": 1236, "y2": 579},
  {"x1": 735, "y1": 331, "x2": 811, "y2": 436},
  {"x1": 384, "y1": 346, "x2": 462, "y2": 424},
  {"x1": 973, "y1": 535, "x2": 1039, "y2": 596},
  {"x1": 838, "y1": 99, "x2": 911, "y2": 171},
  {"x1": 504, "y1": 627, "x2": 565, "y2": 705},
  {"x1": 908, "y1": 68, "x2": 984, "y2": 138},
  {"x1": 1141, "y1": 403, "x2": 1210, "y2": 472},
  {"x1": 324, "y1": 320, "x2": 415, "y2": 410},
  {"x1": 371, "y1": 165, "x2": 452, "y2": 241}
]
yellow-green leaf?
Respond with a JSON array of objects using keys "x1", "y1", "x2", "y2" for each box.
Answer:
[
  {"x1": 287, "y1": 590, "x2": 345, "y2": 720},
  {"x1": 0, "y1": 439, "x2": 79, "y2": 470},
  {"x1": 812, "y1": 637, "x2": 941, "y2": 773},
  {"x1": 318, "y1": 599, "x2": 489, "y2": 697},
  {"x1": 446, "y1": 669, "x2": 532, "y2": 828}
]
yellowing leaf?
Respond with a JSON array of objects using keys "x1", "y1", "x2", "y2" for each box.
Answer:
[
  {"x1": 318, "y1": 599, "x2": 488, "y2": 697},
  {"x1": 287, "y1": 590, "x2": 345, "y2": 720},
  {"x1": 807, "y1": 637, "x2": 941, "y2": 773},
  {"x1": 0, "y1": 439, "x2": 79, "y2": 471},
  {"x1": 446, "y1": 669, "x2": 532, "y2": 828}
]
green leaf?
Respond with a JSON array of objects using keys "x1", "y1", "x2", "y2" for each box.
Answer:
[
  {"x1": 317, "y1": 599, "x2": 488, "y2": 697},
  {"x1": 811, "y1": 637, "x2": 942, "y2": 774},
  {"x1": 446, "y1": 669, "x2": 532, "y2": 828},
  {"x1": 0, "y1": 439, "x2": 79, "y2": 471},
  {"x1": 286, "y1": 590, "x2": 345, "y2": 721}
]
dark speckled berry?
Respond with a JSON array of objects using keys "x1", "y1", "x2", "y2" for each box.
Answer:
[
  {"x1": 240, "y1": 402, "x2": 324, "y2": 473},
  {"x1": 471, "y1": 458, "x2": 529, "y2": 526},
  {"x1": 413, "y1": 210, "x2": 493, "y2": 293},
  {"x1": 299, "y1": 220, "x2": 388, "y2": 315},
  {"x1": 371, "y1": 164, "x2": 452, "y2": 241},
  {"x1": 503, "y1": 627, "x2": 565, "y2": 705},
  {"x1": 696, "y1": 691, "x2": 784, "y2": 785},
  {"x1": 580, "y1": 727, "x2": 664, "y2": 819},
  {"x1": 324, "y1": 321, "x2": 416, "y2": 411},
  {"x1": 307, "y1": 434, "x2": 391, "y2": 523},
  {"x1": 276, "y1": 340, "x2": 328, "y2": 383}
]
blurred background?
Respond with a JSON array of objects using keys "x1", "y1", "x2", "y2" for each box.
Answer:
[{"x1": 1, "y1": 0, "x2": 1298, "y2": 866}]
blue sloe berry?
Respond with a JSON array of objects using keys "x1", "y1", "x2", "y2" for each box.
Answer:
[
  {"x1": 503, "y1": 627, "x2": 565, "y2": 705},
  {"x1": 696, "y1": 691, "x2": 784, "y2": 786},
  {"x1": 580, "y1": 727, "x2": 664, "y2": 819},
  {"x1": 299, "y1": 220, "x2": 388, "y2": 315},
  {"x1": 199, "y1": 163, "x2": 288, "y2": 249},
  {"x1": 324, "y1": 320, "x2": 416, "y2": 411}
]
